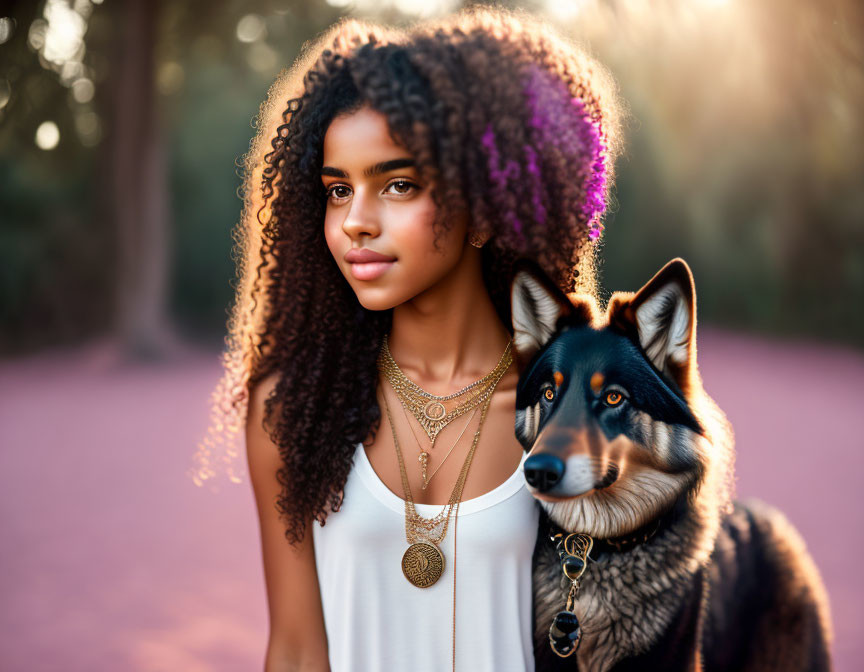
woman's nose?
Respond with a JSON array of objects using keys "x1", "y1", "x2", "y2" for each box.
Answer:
[{"x1": 341, "y1": 187, "x2": 381, "y2": 239}]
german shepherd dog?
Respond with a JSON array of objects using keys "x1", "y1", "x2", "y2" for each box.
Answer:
[{"x1": 509, "y1": 258, "x2": 832, "y2": 672}]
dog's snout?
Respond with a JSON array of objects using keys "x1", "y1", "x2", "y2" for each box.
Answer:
[{"x1": 524, "y1": 454, "x2": 565, "y2": 491}]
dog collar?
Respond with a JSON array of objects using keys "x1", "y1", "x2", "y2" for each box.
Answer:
[{"x1": 545, "y1": 493, "x2": 688, "y2": 557}]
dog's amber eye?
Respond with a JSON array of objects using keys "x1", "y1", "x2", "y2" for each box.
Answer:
[
  {"x1": 604, "y1": 391, "x2": 623, "y2": 406},
  {"x1": 544, "y1": 388, "x2": 555, "y2": 401}
]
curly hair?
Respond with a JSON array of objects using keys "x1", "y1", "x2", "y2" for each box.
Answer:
[{"x1": 191, "y1": 5, "x2": 626, "y2": 545}]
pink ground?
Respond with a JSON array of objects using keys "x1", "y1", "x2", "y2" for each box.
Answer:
[{"x1": 0, "y1": 329, "x2": 861, "y2": 671}]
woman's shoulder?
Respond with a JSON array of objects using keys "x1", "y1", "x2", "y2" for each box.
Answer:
[
  {"x1": 250, "y1": 369, "x2": 280, "y2": 394},
  {"x1": 248, "y1": 370, "x2": 282, "y2": 417},
  {"x1": 246, "y1": 371, "x2": 289, "y2": 452}
]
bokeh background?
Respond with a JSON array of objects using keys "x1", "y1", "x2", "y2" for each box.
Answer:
[{"x1": 1, "y1": 0, "x2": 861, "y2": 670}]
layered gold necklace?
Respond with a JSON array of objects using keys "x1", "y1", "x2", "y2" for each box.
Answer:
[
  {"x1": 377, "y1": 333, "x2": 513, "y2": 489},
  {"x1": 381, "y1": 384, "x2": 494, "y2": 588},
  {"x1": 398, "y1": 399, "x2": 480, "y2": 490},
  {"x1": 376, "y1": 334, "x2": 513, "y2": 588}
]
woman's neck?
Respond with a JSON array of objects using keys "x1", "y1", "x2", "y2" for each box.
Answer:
[{"x1": 387, "y1": 247, "x2": 512, "y2": 394}]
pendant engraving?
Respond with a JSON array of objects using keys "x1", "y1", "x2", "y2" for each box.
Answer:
[
  {"x1": 402, "y1": 542, "x2": 445, "y2": 588},
  {"x1": 423, "y1": 400, "x2": 446, "y2": 421}
]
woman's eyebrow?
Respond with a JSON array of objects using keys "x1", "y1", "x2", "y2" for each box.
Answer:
[
  {"x1": 321, "y1": 158, "x2": 416, "y2": 179},
  {"x1": 364, "y1": 158, "x2": 416, "y2": 177}
]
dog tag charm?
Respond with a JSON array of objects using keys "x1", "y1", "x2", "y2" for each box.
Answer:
[
  {"x1": 549, "y1": 610, "x2": 582, "y2": 657},
  {"x1": 562, "y1": 554, "x2": 585, "y2": 580},
  {"x1": 548, "y1": 531, "x2": 592, "y2": 657}
]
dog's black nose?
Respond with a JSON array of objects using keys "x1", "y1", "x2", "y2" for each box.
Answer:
[{"x1": 524, "y1": 454, "x2": 565, "y2": 492}]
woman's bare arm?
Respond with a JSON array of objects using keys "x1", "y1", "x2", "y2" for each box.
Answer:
[{"x1": 246, "y1": 374, "x2": 330, "y2": 672}]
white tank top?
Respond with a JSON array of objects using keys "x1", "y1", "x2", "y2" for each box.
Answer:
[{"x1": 312, "y1": 441, "x2": 539, "y2": 672}]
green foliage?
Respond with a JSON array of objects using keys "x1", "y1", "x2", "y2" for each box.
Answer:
[
  {"x1": 0, "y1": 154, "x2": 110, "y2": 352},
  {"x1": 167, "y1": 62, "x2": 267, "y2": 339}
]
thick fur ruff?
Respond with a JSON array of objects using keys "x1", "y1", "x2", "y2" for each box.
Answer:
[{"x1": 509, "y1": 258, "x2": 832, "y2": 671}]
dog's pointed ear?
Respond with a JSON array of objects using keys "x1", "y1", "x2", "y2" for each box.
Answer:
[
  {"x1": 608, "y1": 258, "x2": 697, "y2": 392},
  {"x1": 510, "y1": 259, "x2": 591, "y2": 372}
]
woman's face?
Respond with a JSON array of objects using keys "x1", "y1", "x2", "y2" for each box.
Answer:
[{"x1": 321, "y1": 104, "x2": 470, "y2": 311}]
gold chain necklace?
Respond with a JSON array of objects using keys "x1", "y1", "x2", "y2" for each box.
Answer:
[
  {"x1": 378, "y1": 334, "x2": 512, "y2": 444},
  {"x1": 396, "y1": 392, "x2": 480, "y2": 490},
  {"x1": 380, "y1": 377, "x2": 496, "y2": 588}
]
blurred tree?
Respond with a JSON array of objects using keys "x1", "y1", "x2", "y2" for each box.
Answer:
[
  {"x1": 0, "y1": 0, "x2": 110, "y2": 352},
  {"x1": 106, "y1": 0, "x2": 177, "y2": 358},
  {"x1": 0, "y1": 0, "x2": 337, "y2": 356}
]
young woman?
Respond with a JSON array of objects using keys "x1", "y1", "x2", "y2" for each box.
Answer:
[{"x1": 197, "y1": 6, "x2": 624, "y2": 671}]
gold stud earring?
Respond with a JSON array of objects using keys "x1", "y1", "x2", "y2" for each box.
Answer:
[{"x1": 468, "y1": 232, "x2": 487, "y2": 248}]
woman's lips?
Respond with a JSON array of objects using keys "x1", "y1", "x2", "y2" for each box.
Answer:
[
  {"x1": 349, "y1": 260, "x2": 395, "y2": 281},
  {"x1": 344, "y1": 247, "x2": 396, "y2": 280},
  {"x1": 344, "y1": 248, "x2": 395, "y2": 263}
]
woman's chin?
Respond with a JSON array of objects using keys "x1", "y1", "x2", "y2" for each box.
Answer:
[{"x1": 353, "y1": 289, "x2": 405, "y2": 312}]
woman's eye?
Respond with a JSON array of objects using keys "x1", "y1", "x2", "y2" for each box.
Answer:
[
  {"x1": 543, "y1": 387, "x2": 555, "y2": 402},
  {"x1": 603, "y1": 390, "x2": 624, "y2": 407},
  {"x1": 325, "y1": 184, "x2": 351, "y2": 201},
  {"x1": 385, "y1": 179, "x2": 418, "y2": 196}
]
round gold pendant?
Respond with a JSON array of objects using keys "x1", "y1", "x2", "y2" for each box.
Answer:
[
  {"x1": 401, "y1": 542, "x2": 445, "y2": 588},
  {"x1": 423, "y1": 400, "x2": 446, "y2": 421}
]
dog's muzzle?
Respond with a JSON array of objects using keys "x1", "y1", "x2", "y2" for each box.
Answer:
[{"x1": 524, "y1": 453, "x2": 619, "y2": 495}]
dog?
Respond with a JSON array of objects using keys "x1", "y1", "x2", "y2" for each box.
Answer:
[{"x1": 509, "y1": 257, "x2": 832, "y2": 671}]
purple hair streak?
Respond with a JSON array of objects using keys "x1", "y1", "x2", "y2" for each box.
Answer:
[
  {"x1": 482, "y1": 123, "x2": 525, "y2": 239},
  {"x1": 522, "y1": 63, "x2": 609, "y2": 239}
]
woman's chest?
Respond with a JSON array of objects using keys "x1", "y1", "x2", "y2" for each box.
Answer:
[
  {"x1": 317, "y1": 440, "x2": 540, "y2": 559},
  {"x1": 365, "y1": 383, "x2": 525, "y2": 505}
]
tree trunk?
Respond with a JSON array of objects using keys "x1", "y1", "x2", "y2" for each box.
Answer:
[{"x1": 107, "y1": 0, "x2": 177, "y2": 359}]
